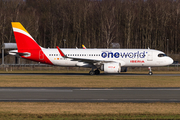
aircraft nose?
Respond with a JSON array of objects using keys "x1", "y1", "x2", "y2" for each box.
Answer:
[{"x1": 168, "y1": 57, "x2": 173, "y2": 65}]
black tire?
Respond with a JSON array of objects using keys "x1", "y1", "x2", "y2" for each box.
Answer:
[
  {"x1": 149, "y1": 72, "x2": 153, "y2": 75},
  {"x1": 95, "y1": 69, "x2": 100, "y2": 75},
  {"x1": 89, "y1": 71, "x2": 95, "y2": 75}
]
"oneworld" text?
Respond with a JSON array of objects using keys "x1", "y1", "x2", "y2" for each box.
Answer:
[{"x1": 101, "y1": 51, "x2": 146, "y2": 58}]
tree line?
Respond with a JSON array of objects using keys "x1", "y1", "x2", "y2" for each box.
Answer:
[{"x1": 1, "y1": 0, "x2": 180, "y2": 54}]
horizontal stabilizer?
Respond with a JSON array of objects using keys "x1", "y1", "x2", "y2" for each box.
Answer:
[{"x1": 9, "y1": 50, "x2": 30, "y2": 57}]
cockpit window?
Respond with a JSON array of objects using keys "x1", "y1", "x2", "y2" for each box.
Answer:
[{"x1": 158, "y1": 54, "x2": 167, "y2": 57}]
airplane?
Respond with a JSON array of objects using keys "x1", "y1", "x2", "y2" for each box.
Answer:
[{"x1": 9, "y1": 22, "x2": 173, "y2": 75}]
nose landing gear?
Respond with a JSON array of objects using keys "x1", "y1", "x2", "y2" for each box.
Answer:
[{"x1": 148, "y1": 67, "x2": 153, "y2": 75}]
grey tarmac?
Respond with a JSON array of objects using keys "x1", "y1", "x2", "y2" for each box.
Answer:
[{"x1": 0, "y1": 87, "x2": 180, "y2": 102}]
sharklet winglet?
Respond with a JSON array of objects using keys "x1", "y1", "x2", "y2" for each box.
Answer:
[
  {"x1": 82, "y1": 44, "x2": 86, "y2": 49},
  {"x1": 56, "y1": 46, "x2": 67, "y2": 57}
]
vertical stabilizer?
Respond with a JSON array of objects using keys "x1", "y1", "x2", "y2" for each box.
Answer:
[{"x1": 11, "y1": 22, "x2": 41, "y2": 51}]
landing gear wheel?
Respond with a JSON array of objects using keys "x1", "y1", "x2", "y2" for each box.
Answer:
[
  {"x1": 95, "y1": 69, "x2": 100, "y2": 75},
  {"x1": 149, "y1": 72, "x2": 153, "y2": 75},
  {"x1": 148, "y1": 67, "x2": 153, "y2": 75},
  {"x1": 89, "y1": 71, "x2": 95, "y2": 75}
]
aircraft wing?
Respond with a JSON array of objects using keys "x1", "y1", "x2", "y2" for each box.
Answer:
[
  {"x1": 56, "y1": 46, "x2": 115, "y2": 64},
  {"x1": 68, "y1": 57, "x2": 126, "y2": 66},
  {"x1": 69, "y1": 57, "x2": 109, "y2": 63}
]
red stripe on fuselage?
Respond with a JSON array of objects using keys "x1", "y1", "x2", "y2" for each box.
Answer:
[{"x1": 13, "y1": 32, "x2": 53, "y2": 65}]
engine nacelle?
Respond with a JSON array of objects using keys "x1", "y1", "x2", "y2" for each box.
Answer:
[{"x1": 100, "y1": 63, "x2": 121, "y2": 73}]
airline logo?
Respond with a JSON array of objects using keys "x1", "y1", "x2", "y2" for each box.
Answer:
[
  {"x1": 11, "y1": 22, "x2": 40, "y2": 50},
  {"x1": 101, "y1": 51, "x2": 147, "y2": 58},
  {"x1": 130, "y1": 60, "x2": 145, "y2": 63},
  {"x1": 108, "y1": 66, "x2": 116, "y2": 68},
  {"x1": 11, "y1": 22, "x2": 53, "y2": 65},
  {"x1": 12, "y1": 22, "x2": 35, "y2": 41}
]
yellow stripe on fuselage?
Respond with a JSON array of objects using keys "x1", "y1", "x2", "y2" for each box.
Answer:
[{"x1": 11, "y1": 22, "x2": 29, "y2": 34}]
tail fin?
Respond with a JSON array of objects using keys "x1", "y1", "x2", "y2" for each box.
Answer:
[
  {"x1": 82, "y1": 44, "x2": 86, "y2": 49},
  {"x1": 11, "y1": 22, "x2": 41, "y2": 51}
]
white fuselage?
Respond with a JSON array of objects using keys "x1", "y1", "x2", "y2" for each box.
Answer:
[{"x1": 41, "y1": 48, "x2": 173, "y2": 67}]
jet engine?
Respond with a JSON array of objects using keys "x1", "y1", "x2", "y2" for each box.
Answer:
[{"x1": 100, "y1": 63, "x2": 121, "y2": 73}]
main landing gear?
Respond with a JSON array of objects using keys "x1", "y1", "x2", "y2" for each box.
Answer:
[
  {"x1": 148, "y1": 67, "x2": 153, "y2": 75},
  {"x1": 89, "y1": 69, "x2": 100, "y2": 75}
]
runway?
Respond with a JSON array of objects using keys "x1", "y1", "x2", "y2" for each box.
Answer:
[
  {"x1": 1, "y1": 87, "x2": 180, "y2": 102},
  {"x1": 0, "y1": 73, "x2": 180, "y2": 76}
]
